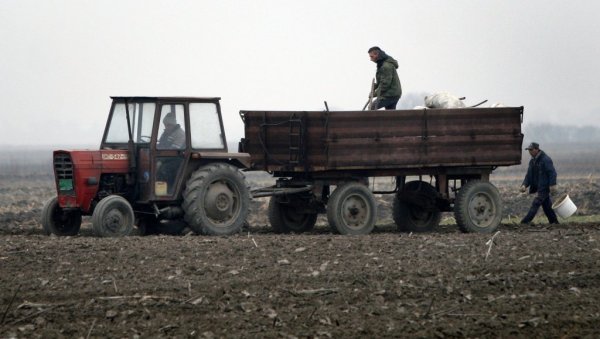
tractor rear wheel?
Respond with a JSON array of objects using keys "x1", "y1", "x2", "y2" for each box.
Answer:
[
  {"x1": 327, "y1": 182, "x2": 376, "y2": 235},
  {"x1": 268, "y1": 196, "x2": 317, "y2": 233},
  {"x1": 92, "y1": 195, "x2": 134, "y2": 237},
  {"x1": 41, "y1": 197, "x2": 82, "y2": 236},
  {"x1": 454, "y1": 181, "x2": 502, "y2": 233},
  {"x1": 183, "y1": 163, "x2": 250, "y2": 235}
]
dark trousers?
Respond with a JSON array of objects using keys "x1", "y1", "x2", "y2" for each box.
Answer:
[
  {"x1": 371, "y1": 96, "x2": 400, "y2": 110},
  {"x1": 521, "y1": 189, "x2": 559, "y2": 224}
]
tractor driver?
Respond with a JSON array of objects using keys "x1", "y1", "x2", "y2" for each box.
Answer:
[
  {"x1": 157, "y1": 112, "x2": 185, "y2": 150},
  {"x1": 156, "y1": 112, "x2": 185, "y2": 194}
]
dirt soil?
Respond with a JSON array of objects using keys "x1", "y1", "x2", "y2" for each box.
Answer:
[{"x1": 1, "y1": 177, "x2": 600, "y2": 338}]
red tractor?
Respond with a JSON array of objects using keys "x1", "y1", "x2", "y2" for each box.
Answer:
[{"x1": 42, "y1": 97, "x2": 251, "y2": 237}]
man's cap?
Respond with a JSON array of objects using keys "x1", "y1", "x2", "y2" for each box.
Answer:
[
  {"x1": 163, "y1": 112, "x2": 177, "y2": 125},
  {"x1": 525, "y1": 142, "x2": 540, "y2": 150}
]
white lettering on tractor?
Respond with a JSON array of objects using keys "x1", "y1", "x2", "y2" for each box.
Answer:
[{"x1": 102, "y1": 153, "x2": 128, "y2": 160}]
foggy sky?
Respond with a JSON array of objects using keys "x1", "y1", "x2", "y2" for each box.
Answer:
[{"x1": 1, "y1": 0, "x2": 599, "y2": 147}]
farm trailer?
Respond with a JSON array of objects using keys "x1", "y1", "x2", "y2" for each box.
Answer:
[{"x1": 240, "y1": 107, "x2": 524, "y2": 234}]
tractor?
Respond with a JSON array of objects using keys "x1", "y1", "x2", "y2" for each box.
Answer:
[{"x1": 42, "y1": 97, "x2": 251, "y2": 237}]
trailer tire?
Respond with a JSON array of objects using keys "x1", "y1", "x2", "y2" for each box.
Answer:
[
  {"x1": 393, "y1": 181, "x2": 441, "y2": 232},
  {"x1": 92, "y1": 195, "x2": 134, "y2": 237},
  {"x1": 268, "y1": 196, "x2": 317, "y2": 233},
  {"x1": 41, "y1": 197, "x2": 82, "y2": 236},
  {"x1": 327, "y1": 182, "x2": 376, "y2": 235},
  {"x1": 454, "y1": 181, "x2": 502, "y2": 233},
  {"x1": 183, "y1": 163, "x2": 250, "y2": 236}
]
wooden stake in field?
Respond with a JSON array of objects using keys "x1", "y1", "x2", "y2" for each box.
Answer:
[{"x1": 485, "y1": 231, "x2": 501, "y2": 261}]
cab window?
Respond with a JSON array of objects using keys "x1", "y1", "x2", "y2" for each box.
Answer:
[
  {"x1": 157, "y1": 105, "x2": 186, "y2": 150},
  {"x1": 189, "y1": 103, "x2": 225, "y2": 149},
  {"x1": 105, "y1": 102, "x2": 155, "y2": 144}
]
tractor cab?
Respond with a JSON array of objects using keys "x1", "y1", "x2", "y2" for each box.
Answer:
[{"x1": 101, "y1": 97, "x2": 231, "y2": 201}]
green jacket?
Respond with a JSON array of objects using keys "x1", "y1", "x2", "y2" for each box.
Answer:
[{"x1": 375, "y1": 54, "x2": 402, "y2": 99}]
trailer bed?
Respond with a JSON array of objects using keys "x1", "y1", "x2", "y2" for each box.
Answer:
[{"x1": 240, "y1": 107, "x2": 524, "y2": 175}]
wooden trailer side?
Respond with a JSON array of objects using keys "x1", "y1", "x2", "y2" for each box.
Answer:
[{"x1": 240, "y1": 107, "x2": 523, "y2": 173}]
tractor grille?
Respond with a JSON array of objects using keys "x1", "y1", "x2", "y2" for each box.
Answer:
[{"x1": 54, "y1": 152, "x2": 74, "y2": 182}]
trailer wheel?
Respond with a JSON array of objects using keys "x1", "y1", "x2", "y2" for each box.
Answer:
[
  {"x1": 183, "y1": 163, "x2": 250, "y2": 236},
  {"x1": 41, "y1": 197, "x2": 82, "y2": 236},
  {"x1": 393, "y1": 181, "x2": 441, "y2": 232},
  {"x1": 327, "y1": 182, "x2": 376, "y2": 235},
  {"x1": 92, "y1": 195, "x2": 134, "y2": 237},
  {"x1": 268, "y1": 196, "x2": 317, "y2": 233},
  {"x1": 454, "y1": 181, "x2": 502, "y2": 233}
]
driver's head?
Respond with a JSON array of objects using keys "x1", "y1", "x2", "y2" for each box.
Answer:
[{"x1": 163, "y1": 112, "x2": 177, "y2": 127}]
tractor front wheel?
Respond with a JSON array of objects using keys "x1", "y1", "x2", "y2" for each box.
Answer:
[
  {"x1": 92, "y1": 195, "x2": 134, "y2": 237},
  {"x1": 41, "y1": 197, "x2": 82, "y2": 236}
]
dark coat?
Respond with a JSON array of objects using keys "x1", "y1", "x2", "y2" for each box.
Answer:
[
  {"x1": 158, "y1": 125, "x2": 185, "y2": 149},
  {"x1": 522, "y1": 150, "x2": 557, "y2": 194},
  {"x1": 374, "y1": 51, "x2": 402, "y2": 99}
]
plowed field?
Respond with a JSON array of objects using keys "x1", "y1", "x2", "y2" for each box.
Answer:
[{"x1": 1, "y1": 175, "x2": 600, "y2": 338}]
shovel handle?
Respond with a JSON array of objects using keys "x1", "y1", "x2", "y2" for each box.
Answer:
[{"x1": 362, "y1": 78, "x2": 376, "y2": 111}]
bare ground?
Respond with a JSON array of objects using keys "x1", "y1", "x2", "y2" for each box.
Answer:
[{"x1": 1, "y1": 177, "x2": 600, "y2": 338}]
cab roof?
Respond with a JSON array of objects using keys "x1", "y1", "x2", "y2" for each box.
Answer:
[{"x1": 110, "y1": 96, "x2": 221, "y2": 101}]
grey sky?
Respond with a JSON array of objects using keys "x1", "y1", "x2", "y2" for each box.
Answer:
[{"x1": 1, "y1": 0, "x2": 599, "y2": 147}]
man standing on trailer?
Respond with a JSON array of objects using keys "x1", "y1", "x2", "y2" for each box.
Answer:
[
  {"x1": 368, "y1": 46, "x2": 402, "y2": 110},
  {"x1": 520, "y1": 142, "x2": 559, "y2": 225}
]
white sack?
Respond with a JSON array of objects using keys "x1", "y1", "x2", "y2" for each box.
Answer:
[{"x1": 424, "y1": 92, "x2": 466, "y2": 109}]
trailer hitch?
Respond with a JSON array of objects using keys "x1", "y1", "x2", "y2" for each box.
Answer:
[{"x1": 153, "y1": 203, "x2": 183, "y2": 219}]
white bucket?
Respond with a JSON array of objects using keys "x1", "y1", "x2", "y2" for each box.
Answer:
[{"x1": 552, "y1": 194, "x2": 577, "y2": 219}]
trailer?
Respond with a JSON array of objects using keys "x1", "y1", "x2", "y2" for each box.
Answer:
[{"x1": 240, "y1": 107, "x2": 524, "y2": 234}]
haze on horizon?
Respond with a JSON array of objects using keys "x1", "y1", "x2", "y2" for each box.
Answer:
[{"x1": 1, "y1": 0, "x2": 599, "y2": 147}]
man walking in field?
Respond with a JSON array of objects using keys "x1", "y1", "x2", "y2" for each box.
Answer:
[
  {"x1": 368, "y1": 46, "x2": 402, "y2": 110},
  {"x1": 520, "y1": 142, "x2": 559, "y2": 225}
]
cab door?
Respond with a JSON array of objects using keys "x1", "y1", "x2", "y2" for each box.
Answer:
[
  {"x1": 102, "y1": 99, "x2": 156, "y2": 203},
  {"x1": 152, "y1": 103, "x2": 188, "y2": 199}
]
